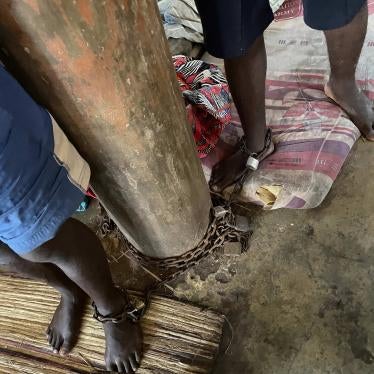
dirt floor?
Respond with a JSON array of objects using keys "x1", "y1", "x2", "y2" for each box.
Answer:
[{"x1": 80, "y1": 138, "x2": 373, "y2": 374}]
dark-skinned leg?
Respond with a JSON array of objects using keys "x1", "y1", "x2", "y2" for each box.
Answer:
[
  {"x1": 210, "y1": 34, "x2": 268, "y2": 192},
  {"x1": 0, "y1": 244, "x2": 85, "y2": 354},
  {"x1": 324, "y1": 2, "x2": 374, "y2": 140},
  {"x1": 23, "y1": 218, "x2": 142, "y2": 373}
]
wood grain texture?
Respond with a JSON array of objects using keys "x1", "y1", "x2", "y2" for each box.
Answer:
[{"x1": 0, "y1": 275, "x2": 223, "y2": 373}]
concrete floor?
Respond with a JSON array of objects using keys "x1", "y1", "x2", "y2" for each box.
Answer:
[
  {"x1": 81, "y1": 138, "x2": 373, "y2": 373},
  {"x1": 169, "y1": 139, "x2": 374, "y2": 374}
]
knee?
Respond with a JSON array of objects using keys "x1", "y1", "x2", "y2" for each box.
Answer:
[{"x1": 30, "y1": 218, "x2": 98, "y2": 265}]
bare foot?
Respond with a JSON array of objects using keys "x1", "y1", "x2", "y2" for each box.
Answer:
[
  {"x1": 46, "y1": 291, "x2": 85, "y2": 355},
  {"x1": 210, "y1": 132, "x2": 274, "y2": 193},
  {"x1": 325, "y1": 80, "x2": 374, "y2": 141},
  {"x1": 103, "y1": 318, "x2": 143, "y2": 373},
  {"x1": 210, "y1": 149, "x2": 248, "y2": 193}
]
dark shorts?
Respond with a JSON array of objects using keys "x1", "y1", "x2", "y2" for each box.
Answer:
[
  {"x1": 195, "y1": 0, "x2": 367, "y2": 58},
  {"x1": 0, "y1": 66, "x2": 90, "y2": 254}
]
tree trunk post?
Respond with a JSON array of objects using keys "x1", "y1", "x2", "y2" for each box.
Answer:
[{"x1": 0, "y1": 0, "x2": 211, "y2": 258}]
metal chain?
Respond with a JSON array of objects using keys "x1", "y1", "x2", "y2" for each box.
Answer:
[
  {"x1": 98, "y1": 132, "x2": 274, "y2": 285},
  {"x1": 226, "y1": 128, "x2": 273, "y2": 205},
  {"x1": 98, "y1": 170, "x2": 255, "y2": 317},
  {"x1": 100, "y1": 205, "x2": 250, "y2": 281}
]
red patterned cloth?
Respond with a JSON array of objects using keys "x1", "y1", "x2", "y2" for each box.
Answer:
[{"x1": 173, "y1": 55, "x2": 232, "y2": 158}]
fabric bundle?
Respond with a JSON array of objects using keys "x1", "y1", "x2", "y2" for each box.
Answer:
[{"x1": 173, "y1": 55, "x2": 232, "y2": 158}]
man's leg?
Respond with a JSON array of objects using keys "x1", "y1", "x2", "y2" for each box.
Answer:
[
  {"x1": 23, "y1": 218, "x2": 142, "y2": 374},
  {"x1": 0, "y1": 244, "x2": 86, "y2": 354},
  {"x1": 325, "y1": 2, "x2": 374, "y2": 140},
  {"x1": 210, "y1": 35, "x2": 268, "y2": 192},
  {"x1": 305, "y1": 1, "x2": 374, "y2": 139},
  {"x1": 194, "y1": 0, "x2": 273, "y2": 192}
]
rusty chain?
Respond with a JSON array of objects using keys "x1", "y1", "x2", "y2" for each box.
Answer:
[
  {"x1": 98, "y1": 204, "x2": 251, "y2": 294},
  {"x1": 95, "y1": 131, "x2": 273, "y2": 318}
]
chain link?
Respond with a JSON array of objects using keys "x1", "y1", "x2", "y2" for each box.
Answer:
[
  {"x1": 98, "y1": 130, "x2": 273, "y2": 286},
  {"x1": 99, "y1": 205, "x2": 251, "y2": 287}
]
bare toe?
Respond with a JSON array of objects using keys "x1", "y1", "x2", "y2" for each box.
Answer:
[
  {"x1": 129, "y1": 354, "x2": 139, "y2": 371},
  {"x1": 46, "y1": 292, "x2": 85, "y2": 356},
  {"x1": 107, "y1": 362, "x2": 117, "y2": 372},
  {"x1": 103, "y1": 317, "x2": 143, "y2": 373},
  {"x1": 115, "y1": 360, "x2": 126, "y2": 373},
  {"x1": 51, "y1": 334, "x2": 58, "y2": 352},
  {"x1": 48, "y1": 331, "x2": 54, "y2": 347},
  {"x1": 60, "y1": 340, "x2": 72, "y2": 356},
  {"x1": 134, "y1": 351, "x2": 141, "y2": 364},
  {"x1": 53, "y1": 336, "x2": 62, "y2": 352},
  {"x1": 55, "y1": 337, "x2": 64, "y2": 352},
  {"x1": 123, "y1": 360, "x2": 132, "y2": 373}
]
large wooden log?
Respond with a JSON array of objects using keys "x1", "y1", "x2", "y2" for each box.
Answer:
[
  {"x1": 0, "y1": 0, "x2": 211, "y2": 258},
  {"x1": 0, "y1": 274, "x2": 224, "y2": 373}
]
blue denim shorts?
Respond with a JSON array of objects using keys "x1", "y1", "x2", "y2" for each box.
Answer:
[
  {"x1": 195, "y1": 0, "x2": 367, "y2": 58},
  {"x1": 0, "y1": 66, "x2": 90, "y2": 254}
]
